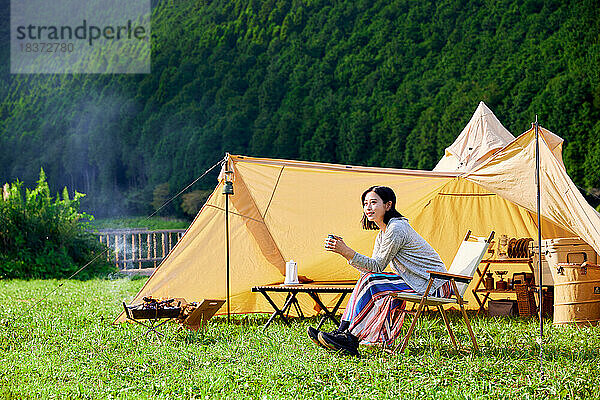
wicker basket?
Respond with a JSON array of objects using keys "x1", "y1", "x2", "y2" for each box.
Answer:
[{"x1": 515, "y1": 284, "x2": 536, "y2": 317}]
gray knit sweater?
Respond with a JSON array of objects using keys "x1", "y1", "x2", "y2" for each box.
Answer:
[{"x1": 349, "y1": 217, "x2": 446, "y2": 294}]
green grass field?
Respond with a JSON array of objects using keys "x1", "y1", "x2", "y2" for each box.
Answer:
[{"x1": 1, "y1": 278, "x2": 599, "y2": 399}]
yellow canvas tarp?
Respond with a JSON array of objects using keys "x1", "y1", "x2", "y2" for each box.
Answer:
[
  {"x1": 116, "y1": 119, "x2": 600, "y2": 321},
  {"x1": 116, "y1": 142, "x2": 599, "y2": 320},
  {"x1": 117, "y1": 159, "x2": 461, "y2": 321}
]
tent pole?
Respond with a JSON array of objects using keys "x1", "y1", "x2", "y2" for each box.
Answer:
[
  {"x1": 222, "y1": 155, "x2": 234, "y2": 324},
  {"x1": 225, "y1": 189, "x2": 230, "y2": 323},
  {"x1": 534, "y1": 116, "x2": 544, "y2": 378}
]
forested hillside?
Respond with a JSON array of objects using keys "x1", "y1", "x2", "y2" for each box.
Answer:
[{"x1": 1, "y1": 0, "x2": 599, "y2": 216}]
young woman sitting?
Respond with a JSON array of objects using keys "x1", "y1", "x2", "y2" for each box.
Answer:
[{"x1": 307, "y1": 185, "x2": 452, "y2": 356}]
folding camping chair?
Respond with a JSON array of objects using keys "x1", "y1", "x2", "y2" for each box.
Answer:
[{"x1": 390, "y1": 230, "x2": 495, "y2": 354}]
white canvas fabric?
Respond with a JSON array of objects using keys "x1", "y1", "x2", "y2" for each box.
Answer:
[
  {"x1": 447, "y1": 238, "x2": 491, "y2": 296},
  {"x1": 434, "y1": 102, "x2": 514, "y2": 172}
]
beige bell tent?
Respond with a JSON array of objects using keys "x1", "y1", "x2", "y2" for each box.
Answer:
[
  {"x1": 117, "y1": 118, "x2": 600, "y2": 321},
  {"x1": 433, "y1": 101, "x2": 515, "y2": 172}
]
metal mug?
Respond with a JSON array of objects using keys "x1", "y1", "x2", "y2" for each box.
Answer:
[{"x1": 326, "y1": 234, "x2": 340, "y2": 250}]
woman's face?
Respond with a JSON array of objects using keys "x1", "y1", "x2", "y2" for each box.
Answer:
[{"x1": 363, "y1": 191, "x2": 391, "y2": 224}]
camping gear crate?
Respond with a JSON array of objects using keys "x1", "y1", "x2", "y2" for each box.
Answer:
[
  {"x1": 530, "y1": 237, "x2": 597, "y2": 286},
  {"x1": 488, "y1": 300, "x2": 517, "y2": 317},
  {"x1": 553, "y1": 263, "x2": 600, "y2": 326}
]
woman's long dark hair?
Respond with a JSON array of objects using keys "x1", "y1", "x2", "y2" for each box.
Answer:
[{"x1": 361, "y1": 186, "x2": 404, "y2": 230}]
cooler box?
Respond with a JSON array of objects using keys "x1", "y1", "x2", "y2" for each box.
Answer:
[{"x1": 530, "y1": 237, "x2": 597, "y2": 286}]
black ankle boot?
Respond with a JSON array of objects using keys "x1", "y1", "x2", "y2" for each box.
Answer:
[
  {"x1": 307, "y1": 326, "x2": 328, "y2": 349},
  {"x1": 318, "y1": 331, "x2": 359, "y2": 356}
]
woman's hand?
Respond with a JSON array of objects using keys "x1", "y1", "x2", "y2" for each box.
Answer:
[{"x1": 324, "y1": 235, "x2": 356, "y2": 262}]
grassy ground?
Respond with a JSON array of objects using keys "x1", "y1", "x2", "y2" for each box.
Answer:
[
  {"x1": 0, "y1": 279, "x2": 599, "y2": 399},
  {"x1": 90, "y1": 216, "x2": 190, "y2": 231}
]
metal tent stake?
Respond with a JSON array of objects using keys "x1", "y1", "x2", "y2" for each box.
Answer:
[
  {"x1": 223, "y1": 166, "x2": 234, "y2": 324},
  {"x1": 534, "y1": 115, "x2": 544, "y2": 378}
]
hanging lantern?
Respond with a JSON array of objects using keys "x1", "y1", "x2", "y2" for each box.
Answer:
[{"x1": 222, "y1": 170, "x2": 234, "y2": 195}]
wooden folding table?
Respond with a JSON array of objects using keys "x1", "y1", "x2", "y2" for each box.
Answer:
[{"x1": 251, "y1": 282, "x2": 355, "y2": 331}]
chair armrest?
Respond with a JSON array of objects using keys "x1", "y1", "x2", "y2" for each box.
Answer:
[{"x1": 426, "y1": 270, "x2": 473, "y2": 284}]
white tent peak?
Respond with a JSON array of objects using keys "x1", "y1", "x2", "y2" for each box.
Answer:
[{"x1": 433, "y1": 101, "x2": 514, "y2": 172}]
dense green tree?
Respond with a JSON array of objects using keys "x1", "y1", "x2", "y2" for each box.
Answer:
[{"x1": 0, "y1": 0, "x2": 599, "y2": 216}]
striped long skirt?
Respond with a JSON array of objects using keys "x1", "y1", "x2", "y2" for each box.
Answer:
[{"x1": 342, "y1": 272, "x2": 453, "y2": 346}]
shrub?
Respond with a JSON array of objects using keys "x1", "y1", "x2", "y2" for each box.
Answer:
[
  {"x1": 0, "y1": 169, "x2": 115, "y2": 279},
  {"x1": 151, "y1": 183, "x2": 171, "y2": 215},
  {"x1": 181, "y1": 189, "x2": 212, "y2": 217}
]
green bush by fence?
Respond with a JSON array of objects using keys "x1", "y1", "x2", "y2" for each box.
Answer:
[{"x1": 0, "y1": 169, "x2": 115, "y2": 279}]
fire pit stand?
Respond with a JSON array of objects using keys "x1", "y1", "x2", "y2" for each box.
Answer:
[{"x1": 122, "y1": 299, "x2": 183, "y2": 341}]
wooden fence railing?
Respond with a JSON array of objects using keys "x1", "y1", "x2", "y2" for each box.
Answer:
[{"x1": 94, "y1": 229, "x2": 187, "y2": 271}]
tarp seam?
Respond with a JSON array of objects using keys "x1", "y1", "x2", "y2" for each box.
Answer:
[
  {"x1": 437, "y1": 193, "x2": 496, "y2": 197},
  {"x1": 262, "y1": 165, "x2": 285, "y2": 220},
  {"x1": 233, "y1": 155, "x2": 459, "y2": 177},
  {"x1": 205, "y1": 204, "x2": 264, "y2": 224}
]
